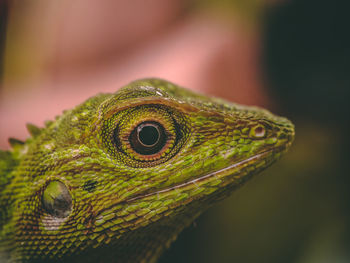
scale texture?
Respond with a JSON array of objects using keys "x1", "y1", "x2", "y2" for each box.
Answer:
[{"x1": 0, "y1": 79, "x2": 294, "y2": 263}]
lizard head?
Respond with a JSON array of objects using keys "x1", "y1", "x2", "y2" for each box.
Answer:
[{"x1": 5, "y1": 79, "x2": 294, "y2": 262}]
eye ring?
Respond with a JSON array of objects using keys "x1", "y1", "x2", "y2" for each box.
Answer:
[
  {"x1": 102, "y1": 104, "x2": 189, "y2": 167},
  {"x1": 137, "y1": 122, "x2": 161, "y2": 147},
  {"x1": 129, "y1": 121, "x2": 167, "y2": 155}
]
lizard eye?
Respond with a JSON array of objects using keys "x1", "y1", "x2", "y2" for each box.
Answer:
[
  {"x1": 113, "y1": 106, "x2": 177, "y2": 162},
  {"x1": 129, "y1": 121, "x2": 166, "y2": 155},
  {"x1": 101, "y1": 104, "x2": 189, "y2": 167}
]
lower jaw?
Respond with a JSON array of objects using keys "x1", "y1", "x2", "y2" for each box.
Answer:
[{"x1": 127, "y1": 147, "x2": 281, "y2": 203}]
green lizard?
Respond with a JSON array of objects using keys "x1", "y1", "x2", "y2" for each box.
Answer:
[{"x1": 0, "y1": 79, "x2": 294, "y2": 263}]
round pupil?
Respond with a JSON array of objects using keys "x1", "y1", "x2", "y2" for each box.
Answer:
[
  {"x1": 138, "y1": 124, "x2": 160, "y2": 146},
  {"x1": 129, "y1": 121, "x2": 166, "y2": 155}
]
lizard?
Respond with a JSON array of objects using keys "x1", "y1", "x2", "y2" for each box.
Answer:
[{"x1": 0, "y1": 78, "x2": 294, "y2": 263}]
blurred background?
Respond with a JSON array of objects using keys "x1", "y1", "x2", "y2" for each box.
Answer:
[{"x1": 1, "y1": 0, "x2": 349, "y2": 262}]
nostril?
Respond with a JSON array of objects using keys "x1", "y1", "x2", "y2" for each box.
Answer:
[{"x1": 252, "y1": 125, "x2": 266, "y2": 138}]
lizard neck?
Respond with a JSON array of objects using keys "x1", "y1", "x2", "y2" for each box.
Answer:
[
  {"x1": 48, "y1": 208, "x2": 202, "y2": 263},
  {"x1": 0, "y1": 151, "x2": 17, "y2": 192},
  {"x1": 0, "y1": 151, "x2": 18, "y2": 228}
]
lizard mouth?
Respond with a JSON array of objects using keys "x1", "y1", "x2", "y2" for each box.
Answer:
[
  {"x1": 94, "y1": 144, "x2": 290, "y2": 222},
  {"x1": 126, "y1": 146, "x2": 284, "y2": 203}
]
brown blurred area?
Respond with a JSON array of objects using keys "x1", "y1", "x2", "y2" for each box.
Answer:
[
  {"x1": 1, "y1": 1, "x2": 350, "y2": 263},
  {"x1": 0, "y1": 0, "x2": 269, "y2": 149}
]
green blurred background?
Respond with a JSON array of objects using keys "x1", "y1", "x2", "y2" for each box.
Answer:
[{"x1": 1, "y1": 0, "x2": 349, "y2": 262}]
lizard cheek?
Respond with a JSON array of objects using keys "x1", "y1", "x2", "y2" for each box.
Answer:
[{"x1": 42, "y1": 181, "x2": 72, "y2": 218}]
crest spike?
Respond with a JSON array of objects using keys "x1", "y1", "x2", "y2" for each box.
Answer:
[
  {"x1": 26, "y1": 123, "x2": 42, "y2": 137},
  {"x1": 8, "y1": 138, "x2": 24, "y2": 148}
]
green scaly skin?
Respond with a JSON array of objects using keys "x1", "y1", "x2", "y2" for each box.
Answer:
[{"x1": 0, "y1": 79, "x2": 294, "y2": 263}]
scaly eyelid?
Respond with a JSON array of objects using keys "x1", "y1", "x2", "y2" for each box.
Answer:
[{"x1": 97, "y1": 96, "x2": 200, "y2": 122}]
